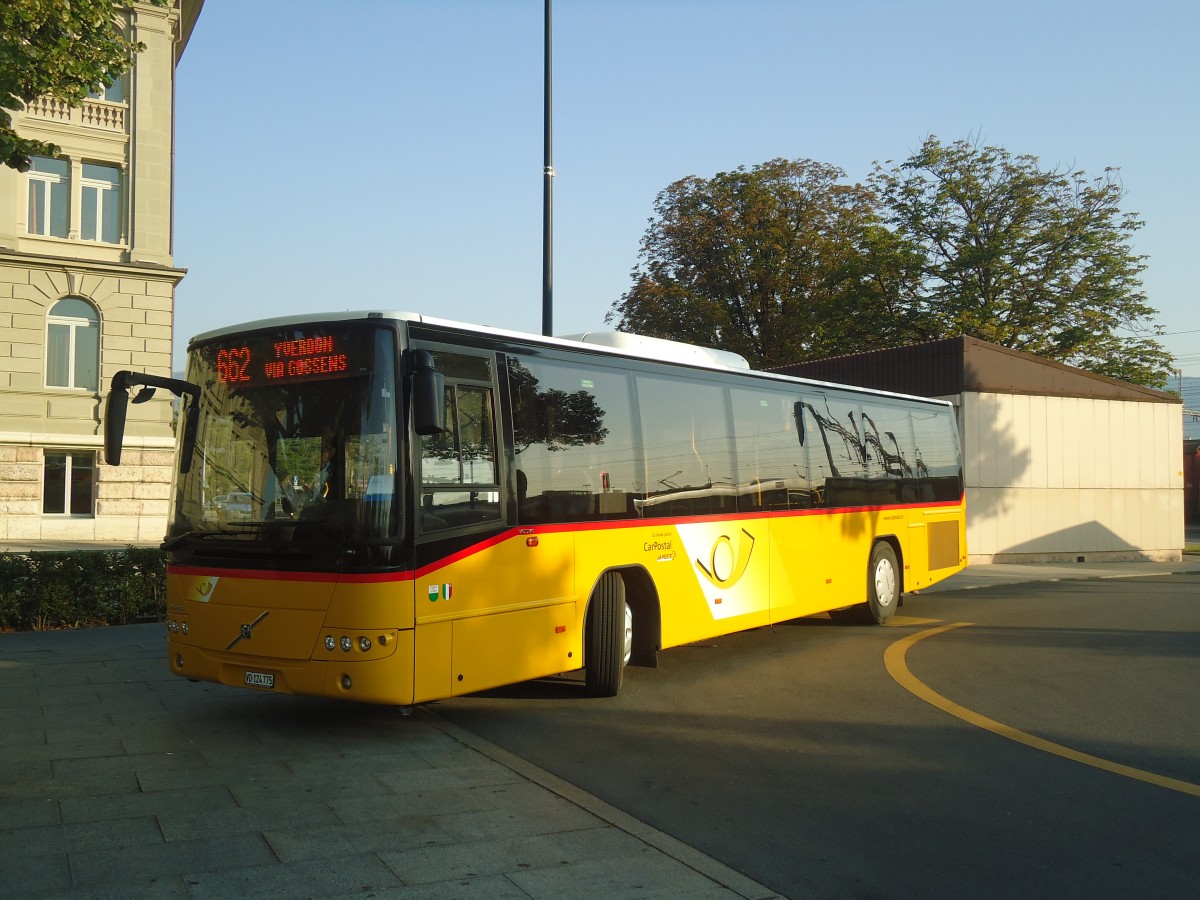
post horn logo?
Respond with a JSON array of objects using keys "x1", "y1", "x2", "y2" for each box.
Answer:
[{"x1": 695, "y1": 528, "x2": 755, "y2": 589}]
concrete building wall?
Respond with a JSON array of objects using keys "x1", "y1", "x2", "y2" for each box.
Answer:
[{"x1": 963, "y1": 392, "x2": 1184, "y2": 563}]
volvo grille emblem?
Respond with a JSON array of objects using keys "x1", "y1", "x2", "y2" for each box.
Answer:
[{"x1": 227, "y1": 611, "x2": 269, "y2": 650}]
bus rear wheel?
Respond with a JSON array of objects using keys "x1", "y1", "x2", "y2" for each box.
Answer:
[
  {"x1": 866, "y1": 541, "x2": 900, "y2": 625},
  {"x1": 585, "y1": 572, "x2": 629, "y2": 697},
  {"x1": 828, "y1": 541, "x2": 901, "y2": 625}
]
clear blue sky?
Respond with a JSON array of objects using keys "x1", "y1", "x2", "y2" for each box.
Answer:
[{"x1": 172, "y1": 0, "x2": 1199, "y2": 407}]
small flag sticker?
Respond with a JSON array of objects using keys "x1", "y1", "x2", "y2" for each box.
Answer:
[
  {"x1": 442, "y1": 584, "x2": 453, "y2": 601},
  {"x1": 427, "y1": 584, "x2": 438, "y2": 602}
]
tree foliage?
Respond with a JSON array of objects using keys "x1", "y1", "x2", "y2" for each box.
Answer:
[
  {"x1": 607, "y1": 159, "x2": 893, "y2": 370},
  {"x1": 0, "y1": 0, "x2": 162, "y2": 172},
  {"x1": 868, "y1": 136, "x2": 1171, "y2": 386},
  {"x1": 610, "y1": 138, "x2": 1172, "y2": 387}
]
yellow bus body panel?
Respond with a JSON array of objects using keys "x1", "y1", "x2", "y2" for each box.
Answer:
[
  {"x1": 166, "y1": 500, "x2": 966, "y2": 705},
  {"x1": 166, "y1": 567, "x2": 417, "y2": 705},
  {"x1": 412, "y1": 531, "x2": 578, "y2": 699}
]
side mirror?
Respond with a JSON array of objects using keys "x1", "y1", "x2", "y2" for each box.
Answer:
[
  {"x1": 178, "y1": 394, "x2": 200, "y2": 475},
  {"x1": 793, "y1": 400, "x2": 806, "y2": 447},
  {"x1": 105, "y1": 371, "x2": 201, "y2": 472},
  {"x1": 411, "y1": 350, "x2": 446, "y2": 436},
  {"x1": 104, "y1": 380, "x2": 130, "y2": 465}
]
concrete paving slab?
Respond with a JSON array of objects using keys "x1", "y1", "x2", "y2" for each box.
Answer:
[
  {"x1": 184, "y1": 854, "x2": 404, "y2": 900},
  {"x1": 68, "y1": 834, "x2": 279, "y2": 889},
  {"x1": 0, "y1": 622, "x2": 782, "y2": 898}
]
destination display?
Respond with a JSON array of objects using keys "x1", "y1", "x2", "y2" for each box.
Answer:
[{"x1": 210, "y1": 330, "x2": 357, "y2": 387}]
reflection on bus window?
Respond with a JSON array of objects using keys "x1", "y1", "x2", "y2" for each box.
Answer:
[
  {"x1": 797, "y1": 390, "x2": 963, "y2": 508},
  {"x1": 635, "y1": 374, "x2": 735, "y2": 518},
  {"x1": 419, "y1": 350, "x2": 501, "y2": 532},
  {"x1": 509, "y1": 355, "x2": 639, "y2": 524},
  {"x1": 731, "y1": 387, "x2": 814, "y2": 511}
]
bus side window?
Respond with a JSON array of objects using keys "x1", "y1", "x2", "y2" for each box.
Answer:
[
  {"x1": 508, "y1": 355, "x2": 639, "y2": 525},
  {"x1": 417, "y1": 351, "x2": 502, "y2": 533}
]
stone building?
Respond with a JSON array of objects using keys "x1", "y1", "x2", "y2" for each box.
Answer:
[
  {"x1": 0, "y1": 1, "x2": 203, "y2": 543},
  {"x1": 776, "y1": 337, "x2": 1184, "y2": 564}
]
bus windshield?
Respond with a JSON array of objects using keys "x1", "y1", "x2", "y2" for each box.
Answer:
[{"x1": 170, "y1": 324, "x2": 400, "y2": 554}]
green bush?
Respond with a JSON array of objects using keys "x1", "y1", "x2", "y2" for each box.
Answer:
[{"x1": 0, "y1": 548, "x2": 165, "y2": 631}]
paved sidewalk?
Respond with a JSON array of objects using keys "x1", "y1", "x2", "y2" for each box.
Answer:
[{"x1": 0, "y1": 625, "x2": 777, "y2": 899}]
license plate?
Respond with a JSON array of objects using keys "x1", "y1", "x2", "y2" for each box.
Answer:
[{"x1": 244, "y1": 671, "x2": 275, "y2": 688}]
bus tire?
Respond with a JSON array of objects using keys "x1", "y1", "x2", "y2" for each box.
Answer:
[
  {"x1": 585, "y1": 572, "x2": 628, "y2": 697},
  {"x1": 866, "y1": 541, "x2": 900, "y2": 625}
]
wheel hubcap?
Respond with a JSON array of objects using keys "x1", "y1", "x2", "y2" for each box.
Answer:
[
  {"x1": 623, "y1": 602, "x2": 633, "y2": 666},
  {"x1": 875, "y1": 559, "x2": 896, "y2": 607}
]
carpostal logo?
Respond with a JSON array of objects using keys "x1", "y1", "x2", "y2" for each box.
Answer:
[{"x1": 427, "y1": 583, "x2": 453, "y2": 602}]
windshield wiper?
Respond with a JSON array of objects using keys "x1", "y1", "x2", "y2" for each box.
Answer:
[{"x1": 161, "y1": 529, "x2": 248, "y2": 551}]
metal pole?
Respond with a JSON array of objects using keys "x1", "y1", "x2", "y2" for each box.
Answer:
[{"x1": 541, "y1": 0, "x2": 554, "y2": 336}]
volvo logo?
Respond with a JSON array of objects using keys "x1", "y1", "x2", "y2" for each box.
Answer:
[{"x1": 226, "y1": 611, "x2": 270, "y2": 651}]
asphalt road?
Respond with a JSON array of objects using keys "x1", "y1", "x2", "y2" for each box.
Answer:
[{"x1": 435, "y1": 574, "x2": 1200, "y2": 900}]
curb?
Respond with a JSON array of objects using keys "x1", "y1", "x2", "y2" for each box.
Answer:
[{"x1": 417, "y1": 706, "x2": 782, "y2": 900}]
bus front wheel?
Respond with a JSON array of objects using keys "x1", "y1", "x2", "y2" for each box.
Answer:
[
  {"x1": 866, "y1": 541, "x2": 900, "y2": 625},
  {"x1": 585, "y1": 572, "x2": 629, "y2": 697}
]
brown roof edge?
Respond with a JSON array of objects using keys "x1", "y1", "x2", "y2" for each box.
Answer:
[{"x1": 771, "y1": 335, "x2": 1180, "y2": 404}]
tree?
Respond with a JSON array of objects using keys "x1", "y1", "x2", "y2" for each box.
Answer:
[
  {"x1": 612, "y1": 139, "x2": 1172, "y2": 388},
  {"x1": 869, "y1": 136, "x2": 1172, "y2": 387},
  {"x1": 0, "y1": 0, "x2": 162, "y2": 172},
  {"x1": 607, "y1": 159, "x2": 896, "y2": 369}
]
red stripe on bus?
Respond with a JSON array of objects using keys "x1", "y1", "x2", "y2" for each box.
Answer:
[
  {"x1": 166, "y1": 564, "x2": 414, "y2": 585},
  {"x1": 167, "y1": 495, "x2": 964, "y2": 584}
]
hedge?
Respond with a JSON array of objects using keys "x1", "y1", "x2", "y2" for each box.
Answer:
[{"x1": 0, "y1": 548, "x2": 166, "y2": 631}]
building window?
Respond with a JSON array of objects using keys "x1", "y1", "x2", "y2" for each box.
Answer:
[
  {"x1": 47, "y1": 298, "x2": 100, "y2": 391},
  {"x1": 88, "y1": 75, "x2": 126, "y2": 103},
  {"x1": 43, "y1": 451, "x2": 96, "y2": 516},
  {"x1": 27, "y1": 156, "x2": 69, "y2": 238},
  {"x1": 81, "y1": 163, "x2": 122, "y2": 243}
]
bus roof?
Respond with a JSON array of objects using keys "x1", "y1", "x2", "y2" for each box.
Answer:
[{"x1": 187, "y1": 310, "x2": 955, "y2": 409}]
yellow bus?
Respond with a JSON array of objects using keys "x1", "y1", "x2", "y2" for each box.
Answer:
[{"x1": 105, "y1": 312, "x2": 966, "y2": 704}]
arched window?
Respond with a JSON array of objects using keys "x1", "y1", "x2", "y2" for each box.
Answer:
[{"x1": 46, "y1": 298, "x2": 100, "y2": 391}]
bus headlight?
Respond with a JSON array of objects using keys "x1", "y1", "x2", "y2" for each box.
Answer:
[
  {"x1": 340, "y1": 636, "x2": 352, "y2": 652},
  {"x1": 325, "y1": 635, "x2": 336, "y2": 652},
  {"x1": 358, "y1": 636, "x2": 372, "y2": 652}
]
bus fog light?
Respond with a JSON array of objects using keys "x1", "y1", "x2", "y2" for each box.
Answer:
[
  {"x1": 340, "y1": 636, "x2": 352, "y2": 652},
  {"x1": 358, "y1": 636, "x2": 372, "y2": 652},
  {"x1": 175, "y1": 654, "x2": 183, "y2": 669},
  {"x1": 325, "y1": 635, "x2": 336, "y2": 651},
  {"x1": 341, "y1": 675, "x2": 352, "y2": 689}
]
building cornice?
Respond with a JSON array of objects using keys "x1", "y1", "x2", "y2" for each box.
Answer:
[
  {"x1": 0, "y1": 431, "x2": 175, "y2": 451},
  {"x1": 0, "y1": 249, "x2": 187, "y2": 286}
]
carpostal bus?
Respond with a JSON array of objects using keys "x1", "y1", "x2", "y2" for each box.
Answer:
[{"x1": 104, "y1": 312, "x2": 966, "y2": 704}]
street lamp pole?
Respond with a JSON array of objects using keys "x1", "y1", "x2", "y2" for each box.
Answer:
[{"x1": 541, "y1": 0, "x2": 554, "y2": 336}]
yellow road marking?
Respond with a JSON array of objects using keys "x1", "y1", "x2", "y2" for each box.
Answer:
[
  {"x1": 887, "y1": 614, "x2": 943, "y2": 626},
  {"x1": 885, "y1": 622, "x2": 1200, "y2": 799}
]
